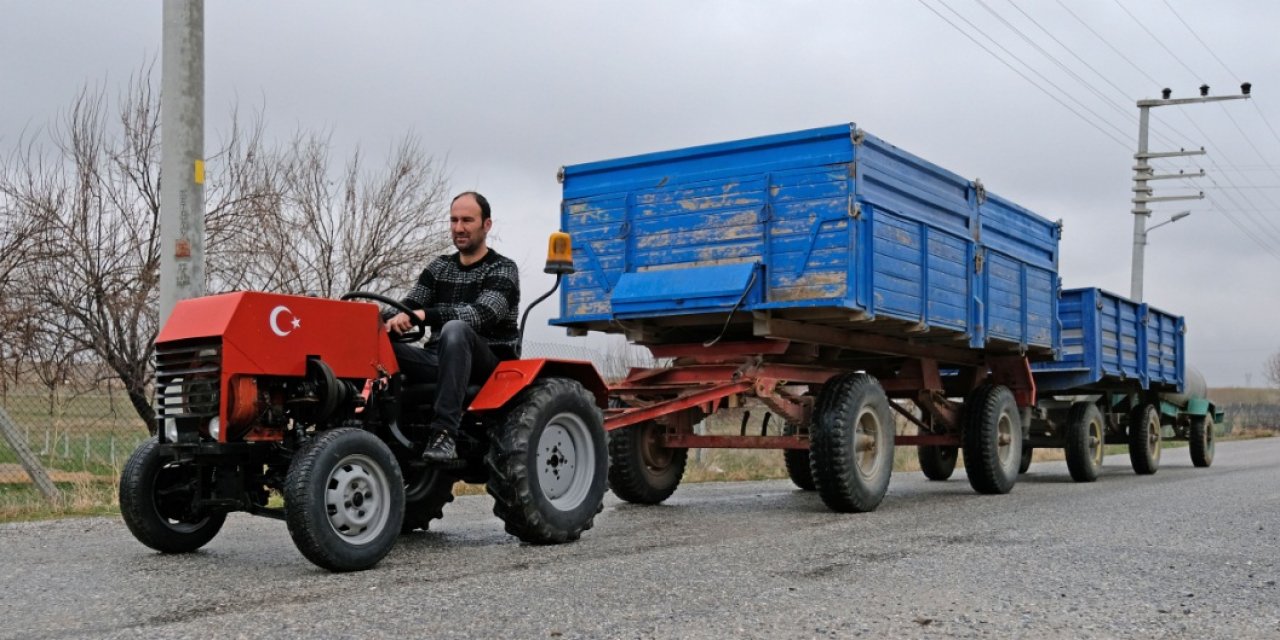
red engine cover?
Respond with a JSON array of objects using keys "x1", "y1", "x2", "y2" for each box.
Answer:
[{"x1": 158, "y1": 291, "x2": 399, "y2": 380}]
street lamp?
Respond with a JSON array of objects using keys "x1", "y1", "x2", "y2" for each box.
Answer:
[{"x1": 1144, "y1": 210, "x2": 1192, "y2": 234}]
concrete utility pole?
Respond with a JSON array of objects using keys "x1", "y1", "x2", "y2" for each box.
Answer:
[
  {"x1": 159, "y1": 0, "x2": 205, "y2": 323},
  {"x1": 1130, "y1": 83, "x2": 1251, "y2": 302}
]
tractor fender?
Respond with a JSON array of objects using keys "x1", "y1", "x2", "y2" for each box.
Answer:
[{"x1": 469, "y1": 359, "x2": 609, "y2": 412}]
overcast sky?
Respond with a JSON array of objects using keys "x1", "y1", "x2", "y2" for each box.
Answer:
[{"x1": 3, "y1": 1, "x2": 1278, "y2": 386}]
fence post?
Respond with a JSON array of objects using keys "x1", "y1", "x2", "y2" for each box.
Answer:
[{"x1": 0, "y1": 407, "x2": 61, "y2": 502}]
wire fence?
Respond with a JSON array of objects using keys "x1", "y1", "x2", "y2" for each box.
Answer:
[{"x1": 0, "y1": 340, "x2": 657, "y2": 489}]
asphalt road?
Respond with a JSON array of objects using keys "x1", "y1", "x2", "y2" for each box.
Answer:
[{"x1": 2, "y1": 438, "x2": 1277, "y2": 640}]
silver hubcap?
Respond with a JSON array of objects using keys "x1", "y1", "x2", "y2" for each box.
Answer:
[
  {"x1": 537, "y1": 412, "x2": 596, "y2": 510},
  {"x1": 325, "y1": 454, "x2": 390, "y2": 545}
]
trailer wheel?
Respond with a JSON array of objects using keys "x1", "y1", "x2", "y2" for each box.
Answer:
[
  {"x1": 809, "y1": 373, "x2": 894, "y2": 513},
  {"x1": 400, "y1": 467, "x2": 456, "y2": 533},
  {"x1": 962, "y1": 384, "x2": 1022, "y2": 495},
  {"x1": 1018, "y1": 444, "x2": 1034, "y2": 475},
  {"x1": 1065, "y1": 402, "x2": 1105, "y2": 482},
  {"x1": 486, "y1": 377, "x2": 607, "y2": 544},
  {"x1": 918, "y1": 445, "x2": 958, "y2": 481},
  {"x1": 120, "y1": 437, "x2": 226, "y2": 553},
  {"x1": 284, "y1": 428, "x2": 404, "y2": 572},
  {"x1": 1127, "y1": 404, "x2": 1161, "y2": 475},
  {"x1": 1189, "y1": 414, "x2": 1215, "y2": 468},
  {"x1": 607, "y1": 420, "x2": 688, "y2": 504},
  {"x1": 782, "y1": 423, "x2": 816, "y2": 491}
]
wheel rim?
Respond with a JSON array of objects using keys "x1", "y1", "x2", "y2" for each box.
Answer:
[
  {"x1": 1089, "y1": 417, "x2": 1104, "y2": 466},
  {"x1": 638, "y1": 422, "x2": 675, "y2": 472},
  {"x1": 324, "y1": 454, "x2": 391, "y2": 545},
  {"x1": 1147, "y1": 416, "x2": 1161, "y2": 463},
  {"x1": 853, "y1": 407, "x2": 884, "y2": 481},
  {"x1": 537, "y1": 411, "x2": 596, "y2": 510},
  {"x1": 996, "y1": 412, "x2": 1015, "y2": 467},
  {"x1": 153, "y1": 462, "x2": 211, "y2": 533}
]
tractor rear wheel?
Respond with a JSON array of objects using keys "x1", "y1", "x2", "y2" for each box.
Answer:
[
  {"x1": 120, "y1": 438, "x2": 226, "y2": 553},
  {"x1": 486, "y1": 377, "x2": 607, "y2": 544},
  {"x1": 1190, "y1": 414, "x2": 1215, "y2": 468},
  {"x1": 1127, "y1": 404, "x2": 1162, "y2": 475},
  {"x1": 1065, "y1": 402, "x2": 1105, "y2": 482},
  {"x1": 608, "y1": 420, "x2": 688, "y2": 504},
  {"x1": 962, "y1": 384, "x2": 1022, "y2": 495},
  {"x1": 809, "y1": 373, "x2": 894, "y2": 513},
  {"x1": 400, "y1": 467, "x2": 456, "y2": 534},
  {"x1": 285, "y1": 428, "x2": 404, "y2": 572},
  {"x1": 918, "y1": 445, "x2": 958, "y2": 481}
]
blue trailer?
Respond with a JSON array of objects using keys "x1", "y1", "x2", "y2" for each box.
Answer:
[
  {"x1": 1023, "y1": 287, "x2": 1218, "y2": 481},
  {"x1": 553, "y1": 124, "x2": 1063, "y2": 513}
]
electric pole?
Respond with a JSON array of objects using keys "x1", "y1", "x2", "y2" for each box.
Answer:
[
  {"x1": 1130, "y1": 83, "x2": 1251, "y2": 302},
  {"x1": 159, "y1": 0, "x2": 205, "y2": 323}
]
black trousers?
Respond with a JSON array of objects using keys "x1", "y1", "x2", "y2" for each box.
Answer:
[{"x1": 391, "y1": 320, "x2": 501, "y2": 436}]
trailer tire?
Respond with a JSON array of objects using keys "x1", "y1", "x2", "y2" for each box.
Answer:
[
  {"x1": 1127, "y1": 404, "x2": 1161, "y2": 475},
  {"x1": 1065, "y1": 402, "x2": 1105, "y2": 482},
  {"x1": 486, "y1": 378, "x2": 607, "y2": 544},
  {"x1": 809, "y1": 373, "x2": 894, "y2": 513},
  {"x1": 285, "y1": 428, "x2": 404, "y2": 572},
  {"x1": 782, "y1": 423, "x2": 816, "y2": 491},
  {"x1": 120, "y1": 437, "x2": 226, "y2": 554},
  {"x1": 400, "y1": 468, "x2": 456, "y2": 534},
  {"x1": 1189, "y1": 414, "x2": 1215, "y2": 468},
  {"x1": 962, "y1": 384, "x2": 1022, "y2": 495},
  {"x1": 918, "y1": 445, "x2": 958, "y2": 481},
  {"x1": 607, "y1": 420, "x2": 688, "y2": 504},
  {"x1": 1018, "y1": 444, "x2": 1034, "y2": 475}
]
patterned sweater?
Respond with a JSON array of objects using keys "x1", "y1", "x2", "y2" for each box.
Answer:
[{"x1": 401, "y1": 249, "x2": 521, "y2": 357}]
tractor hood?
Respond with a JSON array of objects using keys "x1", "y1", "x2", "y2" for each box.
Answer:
[{"x1": 157, "y1": 291, "x2": 399, "y2": 379}]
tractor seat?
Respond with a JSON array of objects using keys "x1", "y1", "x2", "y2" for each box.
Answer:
[{"x1": 401, "y1": 383, "x2": 485, "y2": 409}]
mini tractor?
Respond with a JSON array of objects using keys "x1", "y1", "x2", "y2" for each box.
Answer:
[{"x1": 119, "y1": 233, "x2": 608, "y2": 572}]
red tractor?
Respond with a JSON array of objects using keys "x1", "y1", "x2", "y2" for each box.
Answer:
[{"x1": 119, "y1": 234, "x2": 609, "y2": 572}]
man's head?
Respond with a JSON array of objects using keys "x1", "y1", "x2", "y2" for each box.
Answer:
[{"x1": 450, "y1": 191, "x2": 491, "y2": 255}]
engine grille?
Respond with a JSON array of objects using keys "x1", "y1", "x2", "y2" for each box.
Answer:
[{"x1": 155, "y1": 340, "x2": 222, "y2": 422}]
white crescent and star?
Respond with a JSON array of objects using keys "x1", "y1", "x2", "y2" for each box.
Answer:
[{"x1": 269, "y1": 305, "x2": 301, "y2": 337}]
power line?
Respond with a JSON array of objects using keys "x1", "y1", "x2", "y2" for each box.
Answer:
[
  {"x1": 1048, "y1": 0, "x2": 1196, "y2": 148},
  {"x1": 1109, "y1": 0, "x2": 1202, "y2": 82},
  {"x1": 1158, "y1": 0, "x2": 1238, "y2": 79},
  {"x1": 999, "y1": 0, "x2": 1200, "y2": 150},
  {"x1": 914, "y1": 0, "x2": 1132, "y2": 149}
]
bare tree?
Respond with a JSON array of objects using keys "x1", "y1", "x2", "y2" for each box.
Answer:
[
  {"x1": 0, "y1": 69, "x2": 451, "y2": 428},
  {"x1": 212, "y1": 130, "x2": 450, "y2": 296},
  {"x1": 1265, "y1": 351, "x2": 1280, "y2": 389}
]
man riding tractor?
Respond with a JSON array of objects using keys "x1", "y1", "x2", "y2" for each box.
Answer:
[{"x1": 119, "y1": 222, "x2": 606, "y2": 572}]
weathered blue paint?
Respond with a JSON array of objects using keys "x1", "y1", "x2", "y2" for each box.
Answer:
[
  {"x1": 1032, "y1": 288, "x2": 1185, "y2": 393},
  {"x1": 554, "y1": 124, "x2": 1061, "y2": 353}
]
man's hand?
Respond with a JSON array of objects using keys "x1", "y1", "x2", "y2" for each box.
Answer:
[{"x1": 385, "y1": 310, "x2": 426, "y2": 334}]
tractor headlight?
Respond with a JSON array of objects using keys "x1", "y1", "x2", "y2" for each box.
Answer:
[
  {"x1": 164, "y1": 418, "x2": 178, "y2": 443},
  {"x1": 207, "y1": 416, "x2": 221, "y2": 442}
]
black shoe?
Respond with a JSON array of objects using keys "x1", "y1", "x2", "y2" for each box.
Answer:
[{"x1": 421, "y1": 429, "x2": 458, "y2": 464}]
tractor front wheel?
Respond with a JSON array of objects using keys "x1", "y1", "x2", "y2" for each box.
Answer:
[
  {"x1": 486, "y1": 377, "x2": 607, "y2": 544},
  {"x1": 120, "y1": 438, "x2": 226, "y2": 553},
  {"x1": 285, "y1": 428, "x2": 404, "y2": 572}
]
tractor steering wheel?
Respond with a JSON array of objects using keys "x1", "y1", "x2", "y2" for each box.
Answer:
[{"x1": 340, "y1": 291, "x2": 426, "y2": 343}]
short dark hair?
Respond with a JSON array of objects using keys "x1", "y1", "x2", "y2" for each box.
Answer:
[{"x1": 452, "y1": 191, "x2": 491, "y2": 220}]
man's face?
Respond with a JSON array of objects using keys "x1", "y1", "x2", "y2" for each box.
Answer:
[{"x1": 450, "y1": 195, "x2": 491, "y2": 254}]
